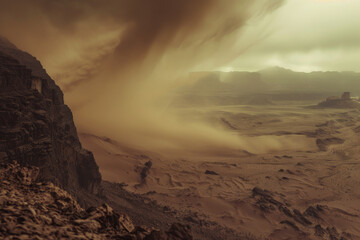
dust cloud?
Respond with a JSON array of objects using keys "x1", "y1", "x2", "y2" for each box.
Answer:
[{"x1": 0, "y1": 0, "x2": 296, "y2": 156}]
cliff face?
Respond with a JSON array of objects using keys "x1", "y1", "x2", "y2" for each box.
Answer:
[{"x1": 0, "y1": 38, "x2": 101, "y2": 197}]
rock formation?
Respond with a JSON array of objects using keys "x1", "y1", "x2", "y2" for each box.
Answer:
[
  {"x1": 0, "y1": 38, "x2": 101, "y2": 198},
  {"x1": 0, "y1": 162, "x2": 192, "y2": 240},
  {"x1": 316, "y1": 137, "x2": 345, "y2": 151},
  {"x1": 315, "y1": 92, "x2": 360, "y2": 109},
  {"x1": 251, "y1": 187, "x2": 355, "y2": 240},
  {"x1": 341, "y1": 92, "x2": 351, "y2": 100}
]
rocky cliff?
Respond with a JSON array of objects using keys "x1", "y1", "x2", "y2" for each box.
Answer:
[{"x1": 0, "y1": 37, "x2": 101, "y2": 199}]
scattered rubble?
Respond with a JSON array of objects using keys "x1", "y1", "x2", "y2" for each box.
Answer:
[{"x1": 0, "y1": 162, "x2": 193, "y2": 240}]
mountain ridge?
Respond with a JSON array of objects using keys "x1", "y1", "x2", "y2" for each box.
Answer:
[{"x1": 185, "y1": 67, "x2": 360, "y2": 97}]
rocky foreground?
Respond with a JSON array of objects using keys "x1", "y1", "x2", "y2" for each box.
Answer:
[{"x1": 0, "y1": 162, "x2": 192, "y2": 240}]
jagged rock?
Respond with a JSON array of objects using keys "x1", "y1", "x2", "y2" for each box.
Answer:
[
  {"x1": 205, "y1": 170, "x2": 218, "y2": 175},
  {"x1": 119, "y1": 214, "x2": 136, "y2": 233},
  {"x1": 252, "y1": 187, "x2": 282, "y2": 212},
  {"x1": 141, "y1": 161, "x2": 153, "y2": 183},
  {"x1": 292, "y1": 209, "x2": 312, "y2": 226},
  {"x1": 314, "y1": 224, "x2": 326, "y2": 237},
  {"x1": 280, "y1": 220, "x2": 300, "y2": 231},
  {"x1": 279, "y1": 205, "x2": 293, "y2": 217},
  {"x1": 304, "y1": 206, "x2": 321, "y2": 219},
  {"x1": 0, "y1": 41, "x2": 101, "y2": 200},
  {"x1": 0, "y1": 162, "x2": 193, "y2": 240},
  {"x1": 252, "y1": 187, "x2": 273, "y2": 198}
]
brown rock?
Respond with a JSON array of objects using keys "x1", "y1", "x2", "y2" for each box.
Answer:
[
  {"x1": 1, "y1": 162, "x2": 189, "y2": 240},
  {"x1": 0, "y1": 42, "x2": 102, "y2": 202}
]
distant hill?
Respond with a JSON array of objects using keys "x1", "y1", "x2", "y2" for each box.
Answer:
[{"x1": 184, "y1": 67, "x2": 360, "y2": 98}]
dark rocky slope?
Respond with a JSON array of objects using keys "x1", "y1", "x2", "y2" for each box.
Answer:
[
  {"x1": 0, "y1": 161, "x2": 192, "y2": 240},
  {"x1": 0, "y1": 39, "x2": 101, "y2": 201},
  {"x1": 0, "y1": 37, "x2": 254, "y2": 240}
]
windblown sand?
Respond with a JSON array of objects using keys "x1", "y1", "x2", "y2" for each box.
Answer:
[{"x1": 80, "y1": 103, "x2": 360, "y2": 239}]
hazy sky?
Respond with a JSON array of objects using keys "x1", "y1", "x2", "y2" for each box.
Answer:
[
  {"x1": 1, "y1": 0, "x2": 357, "y2": 74},
  {"x1": 225, "y1": 0, "x2": 360, "y2": 72},
  {"x1": 1, "y1": 0, "x2": 357, "y2": 154}
]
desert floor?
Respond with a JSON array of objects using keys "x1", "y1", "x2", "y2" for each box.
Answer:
[{"x1": 80, "y1": 101, "x2": 360, "y2": 239}]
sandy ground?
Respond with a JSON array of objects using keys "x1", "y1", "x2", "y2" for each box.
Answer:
[{"x1": 80, "y1": 102, "x2": 360, "y2": 239}]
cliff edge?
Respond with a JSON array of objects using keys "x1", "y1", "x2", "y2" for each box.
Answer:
[{"x1": 0, "y1": 37, "x2": 101, "y2": 200}]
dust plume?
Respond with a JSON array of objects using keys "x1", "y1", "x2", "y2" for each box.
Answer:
[{"x1": 0, "y1": 0, "x2": 292, "y2": 156}]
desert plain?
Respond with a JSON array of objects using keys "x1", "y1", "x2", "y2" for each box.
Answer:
[{"x1": 80, "y1": 94, "x2": 360, "y2": 239}]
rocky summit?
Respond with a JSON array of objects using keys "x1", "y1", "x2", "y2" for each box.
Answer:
[{"x1": 0, "y1": 161, "x2": 192, "y2": 240}]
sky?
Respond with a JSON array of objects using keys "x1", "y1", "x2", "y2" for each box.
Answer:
[
  {"x1": 224, "y1": 0, "x2": 360, "y2": 72},
  {"x1": 0, "y1": 0, "x2": 359, "y2": 154},
  {"x1": 0, "y1": 0, "x2": 289, "y2": 154},
  {"x1": 1, "y1": 0, "x2": 358, "y2": 75}
]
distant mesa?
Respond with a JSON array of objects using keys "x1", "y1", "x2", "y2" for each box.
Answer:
[
  {"x1": 314, "y1": 92, "x2": 360, "y2": 109},
  {"x1": 341, "y1": 92, "x2": 351, "y2": 100}
]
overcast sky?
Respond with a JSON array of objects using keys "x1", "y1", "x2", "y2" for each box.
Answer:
[
  {"x1": 225, "y1": 0, "x2": 360, "y2": 72},
  {"x1": 1, "y1": 0, "x2": 358, "y2": 73}
]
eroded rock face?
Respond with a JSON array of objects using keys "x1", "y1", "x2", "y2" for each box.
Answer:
[
  {"x1": 0, "y1": 39, "x2": 101, "y2": 197},
  {"x1": 0, "y1": 162, "x2": 192, "y2": 240}
]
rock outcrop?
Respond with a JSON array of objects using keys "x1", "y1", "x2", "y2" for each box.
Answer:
[
  {"x1": 315, "y1": 92, "x2": 360, "y2": 109},
  {"x1": 0, "y1": 38, "x2": 101, "y2": 198},
  {"x1": 316, "y1": 137, "x2": 345, "y2": 151},
  {"x1": 0, "y1": 162, "x2": 192, "y2": 240},
  {"x1": 251, "y1": 187, "x2": 356, "y2": 240}
]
